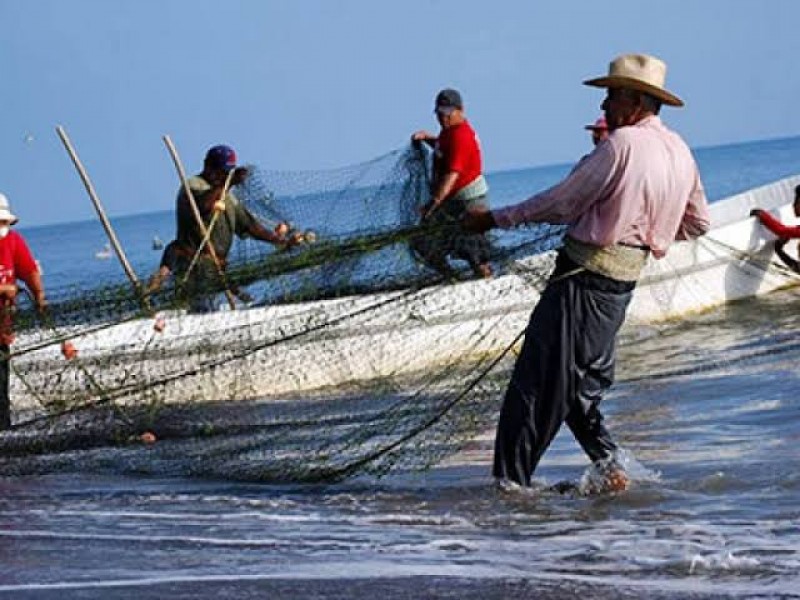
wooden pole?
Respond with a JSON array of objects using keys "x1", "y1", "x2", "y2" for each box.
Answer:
[
  {"x1": 55, "y1": 126, "x2": 147, "y2": 303},
  {"x1": 162, "y1": 135, "x2": 237, "y2": 309}
]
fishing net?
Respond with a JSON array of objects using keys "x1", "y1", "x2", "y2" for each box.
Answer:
[
  {"x1": 0, "y1": 143, "x2": 568, "y2": 481},
  {"x1": 3, "y1": 142, "x2": 798, "y2": 482}
]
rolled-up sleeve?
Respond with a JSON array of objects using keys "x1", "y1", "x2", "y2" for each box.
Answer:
[
  {"x1": 13, "y1": 235, "x2": 38, "y2": 282},
  {"x1": 674, "y1": 169, "x2": 711, "y2": 240},
  {"x1": 230, "y1": 194, "x2": 259, "y2": 239},
  {"x1": 493, "y1": 142, "x2": 618, "y2": 229}
]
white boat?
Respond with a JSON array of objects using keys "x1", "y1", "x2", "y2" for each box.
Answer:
[
  {"x1": 10, "y1": 174, "x2": 800, "y2": 413},
  {"x1": 94, "y1": 243, "x2": 112, "y2": 260},
  {"x1": 629, "y1": 173, "x2": 800, "y2": 325}
]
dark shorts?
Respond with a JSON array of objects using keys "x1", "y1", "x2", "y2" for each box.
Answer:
[{"x1": 411, "y1": 194, "x2": 491, "y2": 272}]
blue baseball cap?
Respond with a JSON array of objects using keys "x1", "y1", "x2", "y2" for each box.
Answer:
[
  {"x1": 434, "y1": 88, "x2": 463, "y2": 114},
  {"x1": 205, "y1": 144, "x2": 237, "y2": 171}
]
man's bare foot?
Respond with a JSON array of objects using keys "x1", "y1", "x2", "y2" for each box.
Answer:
[
  {"x1": 604, "y1": 468, "x2": 630, "y2": 492},
  {"x1": 581, "y1": 459, "x2": 631, "y2": 495}
]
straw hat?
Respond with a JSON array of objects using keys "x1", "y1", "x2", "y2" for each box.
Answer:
[
  {"x1": 0, "y1": 193, "x2": 19, "y2": 224},
  {"x1": 583, "y1": 54, "x2": 683, "y2": 107}
]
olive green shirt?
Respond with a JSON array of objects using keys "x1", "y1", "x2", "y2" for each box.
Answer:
[{"x1": 175, "y1": 175, "x2": 258, "y2": 261}]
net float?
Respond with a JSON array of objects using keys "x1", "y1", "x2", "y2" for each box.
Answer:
[{"x1": 61, "y1": 341, "x2": 78, "y2": 360}]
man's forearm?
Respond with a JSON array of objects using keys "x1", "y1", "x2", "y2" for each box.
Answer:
[
  {"x1": 23, "y1": 271, "x2": 45, "y2": 305},
  {"x1": 431, "y1": 172, "x2": 460, "y2": 208},
  {"x1": 775, "y1": 244, "x2": 800, "y2": 273},
  {"x1": 250, "y1": 223, "x2": 284, "y2": 246}
]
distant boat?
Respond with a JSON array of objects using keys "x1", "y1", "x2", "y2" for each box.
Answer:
[
  {"x1": 95, "y1": 243, "x2": 112, "y2": 260},
  {"x1": 152, "y1": 236, "x2": 164, "y2": 251}
]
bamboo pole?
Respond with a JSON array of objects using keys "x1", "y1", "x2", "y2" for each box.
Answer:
[
  {"x1": 55, "y1": 126, "x2": 145, "y2": 301},
  {"x1": 162, "y1": 135, "x2": 237, "y2": 309}
]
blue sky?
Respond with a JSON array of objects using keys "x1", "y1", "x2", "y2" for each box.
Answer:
[{"x1": 2, "y1": 0, "x2": 800, "y2": 226}]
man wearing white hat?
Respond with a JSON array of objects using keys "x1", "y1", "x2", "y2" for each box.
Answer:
[
  {"x1": 0, "y1": 192, "x2": 47, "y2": 430},
  {"x1": 464, "y1": 54, "x2": 711, "y2": 491}
]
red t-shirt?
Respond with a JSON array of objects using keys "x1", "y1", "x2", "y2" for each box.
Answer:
[
  {"x1": 0, "y1": 230, "x2": 39, "y2": 344},
  {"x1": 434, "y1": 119, "x2": 483, "y2": 197}
]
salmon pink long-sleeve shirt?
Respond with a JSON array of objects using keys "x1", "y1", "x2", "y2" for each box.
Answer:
[{"x1": 493, "y1": 116, "x2": 710, "y2": 259}]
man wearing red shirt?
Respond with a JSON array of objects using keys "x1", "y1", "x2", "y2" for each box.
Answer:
[
  {"x1": 411, "y1": 89, "x2": 492, "y2": 279},
  {"x1": 751, "y1": 186, "x2": 800, "y2": 273},
  {"x1": 0, "y1": 193, "x2": 47, "y2": 430}
]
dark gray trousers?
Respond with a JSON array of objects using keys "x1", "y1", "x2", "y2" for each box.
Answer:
[
  {"x1": 0, "y1": 344, "x2": 10, "y2": 430},
  {"x1": 493, "y1": 252, "x2": 635, "y2": 486}
]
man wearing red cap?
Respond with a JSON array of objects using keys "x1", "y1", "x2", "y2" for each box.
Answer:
[
  {"x1": 585, "y1": 116, "x2": 609, "y2": 147},
  {"x1": 160, "y1": 145, "x2": 296, "y2": 312},
  {"x1": 0, "y1": 192, "x2": 47, "y2": 430},
  {"x1": 465, "y1": 54, "x2": 711, "y2": 492}
]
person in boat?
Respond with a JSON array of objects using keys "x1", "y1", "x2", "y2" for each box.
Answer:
[
  {"x1": 585, "y1": 115, "x2": 609, "y2": 147},
  {"x1": 464, "y1": 54, "x2": 711, "y2": 492},
  {"x1": 93, "y1": 243, "x2": 112, "y2": 260},
  {"x1": 158, "y1": 144, "x2": 298, "y2": 312},
  {"x1": 750, "y1": 186, "x2": 800, "y2": 273},
  {"x1": 0, "y1": 193, "x2": 47, "y2": 430},
  {"x1": 410, "y1": 89, "x2": 493, "y2": 279}
]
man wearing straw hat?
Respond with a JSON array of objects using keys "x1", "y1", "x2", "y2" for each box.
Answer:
[
  {"x1": 0, "y1": 193, "x2": 47, "y2": 430},
  {"x1": 465, "y1": 54, "x2": 711, "y2": 491}
]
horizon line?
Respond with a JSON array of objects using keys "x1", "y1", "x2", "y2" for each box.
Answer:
[{"x1": 18, "y1": 132, "x2": 800, "y2": 232}]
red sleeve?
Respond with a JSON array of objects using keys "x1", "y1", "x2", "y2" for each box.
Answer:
[
  {"x1": 757, "y1": 210, "x2": 800, "y2": 238},
  {"x1": 11, "y1": 232, "x2": 38, "y2": 281}
]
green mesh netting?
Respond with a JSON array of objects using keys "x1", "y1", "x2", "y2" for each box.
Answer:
[{"x1": 0, "y1": 143, "x2": 568, "y2": 481}]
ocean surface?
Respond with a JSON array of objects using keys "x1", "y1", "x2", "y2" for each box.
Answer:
[
  {"x1": 17, "y1": 134, "x2": 800, "y2": 292},
  {"x1": 2, "y1": 136, "x2": 800, "y2": 598}
]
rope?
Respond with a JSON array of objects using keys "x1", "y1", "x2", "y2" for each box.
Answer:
[
  {"x1": 700, "y1": 234, "x2": 800, "y2": 280},
  {"x1": 330, "y1": 325, "x2": 527, "y2": 481}
]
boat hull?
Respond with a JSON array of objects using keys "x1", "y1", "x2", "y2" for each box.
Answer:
[{"x1": 11, "y1": 175, "x2": 800, "y2": 412}]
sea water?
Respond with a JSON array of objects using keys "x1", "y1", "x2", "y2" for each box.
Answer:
[
  {"x1": 1, "y1": 136, "x2": 799, "y2": 598},
  {"x1": 19, "y1": 134, "x2": 800, "y2": 292}
]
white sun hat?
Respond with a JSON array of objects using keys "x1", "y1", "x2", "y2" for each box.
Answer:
[{"x1": 0, "y1": 193, "x2": 19, "y2": 225}]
